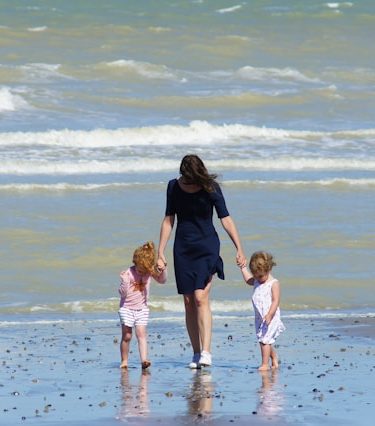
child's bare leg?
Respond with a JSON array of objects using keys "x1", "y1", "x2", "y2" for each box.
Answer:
[
  {"x1": 120, "y1": 325, "x2": 132, "y2": 368},
  {"x1": 259, "y1": 343, "x2": 271, "y2": 371},
  {"x1": 270, "y1": 345, "x2": 279, "y2": 369},
  {"x1": 135, "y1": 325, "x2": 149, "y2": 367}
]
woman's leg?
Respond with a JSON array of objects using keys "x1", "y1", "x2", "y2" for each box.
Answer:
[
  {"x1": 183, "y1": 293, "x2": 201, "y2": 354},
  {"x1": 120, "y1": 325, "x2": 132, "y2": 368},
  {"x1": 194, "y1": 279, "x2": 213, "y2": 354}
]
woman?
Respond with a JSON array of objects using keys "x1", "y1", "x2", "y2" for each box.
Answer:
[{"x1": 157, "y1": 154, "x2": 246, "y2": 368}]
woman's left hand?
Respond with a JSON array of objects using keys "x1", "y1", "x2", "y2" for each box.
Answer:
[{"x1": 236, "y1": 251, "x2": 246, "y2": 268}]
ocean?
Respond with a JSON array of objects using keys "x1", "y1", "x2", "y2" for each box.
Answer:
[{"x1": 1, "y1": 0, "x2": 374, "y2": 325}]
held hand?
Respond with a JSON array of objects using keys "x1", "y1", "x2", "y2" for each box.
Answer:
[
  {"x1": 236, "y1": 251, "x2": 247, "y2": 268},
  {"x1": 157, "y1": 255, "x2": 167, "y2": 271}
]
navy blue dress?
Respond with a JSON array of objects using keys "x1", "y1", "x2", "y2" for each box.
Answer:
[{"x1": 165, "y1": 178, "x2": 230, "y2": 294}]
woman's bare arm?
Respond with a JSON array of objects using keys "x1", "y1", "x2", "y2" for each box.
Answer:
[
  {"x1": 157, "y1": 215, "x2": 175, "y2": 270},
  {"x1": 220, "y1": 215, "x2": 246, "y2": 267}
]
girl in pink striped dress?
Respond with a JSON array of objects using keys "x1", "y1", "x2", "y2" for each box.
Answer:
[{"x1": 118, "y1": 241, "x2": 167, "y2": 369}]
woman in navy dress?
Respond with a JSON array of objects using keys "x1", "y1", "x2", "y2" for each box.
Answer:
[{"x1": 157, "y1": 155, "x2": 246, "y2": 368}]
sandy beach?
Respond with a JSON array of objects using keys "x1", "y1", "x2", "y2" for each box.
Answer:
[{"x1": 1, "y1": 313, "x2": 374, "y2": 426}]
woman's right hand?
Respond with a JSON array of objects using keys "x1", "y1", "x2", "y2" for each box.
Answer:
[{"x1": 157, "y1": 255, "x2": 167, "y2": 271}]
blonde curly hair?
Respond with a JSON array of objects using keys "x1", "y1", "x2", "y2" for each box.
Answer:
[
  {"x1": 249, "y1": 251, "x2": 276, "y2": 275},
  {"x1": 133, "y1": 241, "x2": 157, "y2": 276}
]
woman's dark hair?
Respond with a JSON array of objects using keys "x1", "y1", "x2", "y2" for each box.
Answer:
[{"x1": 179, "y1": 154, "x2": 218, "y2": 192}]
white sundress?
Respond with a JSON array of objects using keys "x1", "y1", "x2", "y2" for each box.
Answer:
[{"x1": 252, "y1": 276, "x2": 285, "y2": 344}]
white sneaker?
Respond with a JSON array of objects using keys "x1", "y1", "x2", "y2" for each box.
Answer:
[
  {"x1": 189, "y1": 352, "x2": 201, "y2": 369},
  {"x1": 199, "y1": 351, "x2": 212, "y2": 367}
]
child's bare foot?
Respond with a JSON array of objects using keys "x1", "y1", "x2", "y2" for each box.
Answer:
[
  {"x1": 120, "y1": 361, "x2": 128, "y2": 369},
  {"x1": 271, "y1": 356, "x2": 279, "y2": 369},
  {"x1": 270, "y1": 346, "x2": 279, "y2": 369},
  {"x1": 258, "y1": 364, "x2": 270, "y2": 371},
  {"x1": 141, "y1": 360, "x2": 151, "y2": 370}
]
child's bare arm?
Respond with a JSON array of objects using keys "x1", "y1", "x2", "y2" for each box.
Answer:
[
  {"x1": 118, "y1": 272, "x2": 129, "y2": 297},
  {"x1": 264, "y1": 280, "x2": 280, "y2": 324},
  {"x1": 240, "y1": 266, "x2": 254, "y2": 286}
]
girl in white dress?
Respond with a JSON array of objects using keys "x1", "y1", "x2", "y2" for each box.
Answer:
[{"x1": 240, "y1": 251, "x2": 285, "y2": 371}]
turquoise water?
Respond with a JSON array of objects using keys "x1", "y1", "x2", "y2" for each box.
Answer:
[
  {"x1": 2, "y1": 0, "x2": 375, "y2": 130},
  {"x1": 1, "y1": 0, "x2": 374, "y2": 318}
]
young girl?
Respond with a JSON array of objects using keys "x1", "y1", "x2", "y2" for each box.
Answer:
[
  {"x1": 118, "y1": 241, "x2": 167, "y2": 369},
  {"x1": 240, "y1": 251, "x2": 285, "y2": 371}
]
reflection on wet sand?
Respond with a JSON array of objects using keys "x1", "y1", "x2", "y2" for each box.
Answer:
[
  {"x1": 186, "y1": 370, "x2": 214, "y2": 419},
  {"x1": 256, "y1": 369, "x2": 284, "y2": 418},
  {"x1": 118, "y1": 369, "x2": 150, "y2": 420}
]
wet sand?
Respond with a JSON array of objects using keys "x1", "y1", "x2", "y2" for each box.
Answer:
[{"x1": 0, "y1": 314, "x2": 374, "y2": 425}]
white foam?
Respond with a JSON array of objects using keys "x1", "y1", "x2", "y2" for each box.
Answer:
[
  {"x1": 149, "y1": 299, "x2": 251, "y2": 313},
  {"x1": 149, "y1": 299, "x2": 184, "y2": 313},
  {"x1": 20, "y1": 63, "x2": 67, "y2": 81},
  {"x1": 0, "y1": 319, "x2": 117, "y2": 327},
  {"x1": 1, "y1": 122, "x2": 375, "y2": 175},
  {"x1": 2, "y1": 121, "x2": 375, "y2": 149},
  {"x1": 209, "y1": 158, "x2": 375, "y2": 172},
  {"x1": 148, "y1": 26, "x2": 171, "y2": 33},
  {"x1": 1, "y1": 178, "x2": 374, "y2": 192},
  {"x1": 1, "y1": 311, "x2": 373, "y2": 328},
  {"x1": 284, "y1": 312, "x2": 375, "y2": 319},
  {"x1": 0, "y1": 87, "x2": 28, "y2": 112},
  {"x1": 236, "y1": 65, "x2": 321, "y2": 84},
  {"x1": 0, "y1": 159, "x2": 177, "y2": 175},
  {"x1": 225, "y1": 178, "x2": 375, "y2": 188},
  {"x1": 23, "y1": 62, "x2": 60, "y2": 72},
  {"x1": 216, "y1": 5, "x2": 243, "y2": 14},
  {"x1": 27, "y1": 26, "x2": 48, "y2": 32},
  {"x1": 30, "y1": 305, "x2": 54, "y2": 312},
  {"x1": 0, "y1": 182, "x2": 148, "y2": 192},
  {"x1": 7, "y1": 298, "x2": 252, "y2": 315},
  {"x1": 325, "y1": 1, "x2": 354, "y2": 9},
  {"x1": 325, "y1": 2, "x2": 353, "y2": 8},
  {"x1": 2, "y1": 157, "x2": 375, "y2": 175},
  {"x1": 106, "y1": 59, "x2": 181, "y2": 81}
]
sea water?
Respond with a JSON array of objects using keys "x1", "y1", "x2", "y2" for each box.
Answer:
[{"x1": 1, "y1": 0, "x2": 374, "y2": 322}]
